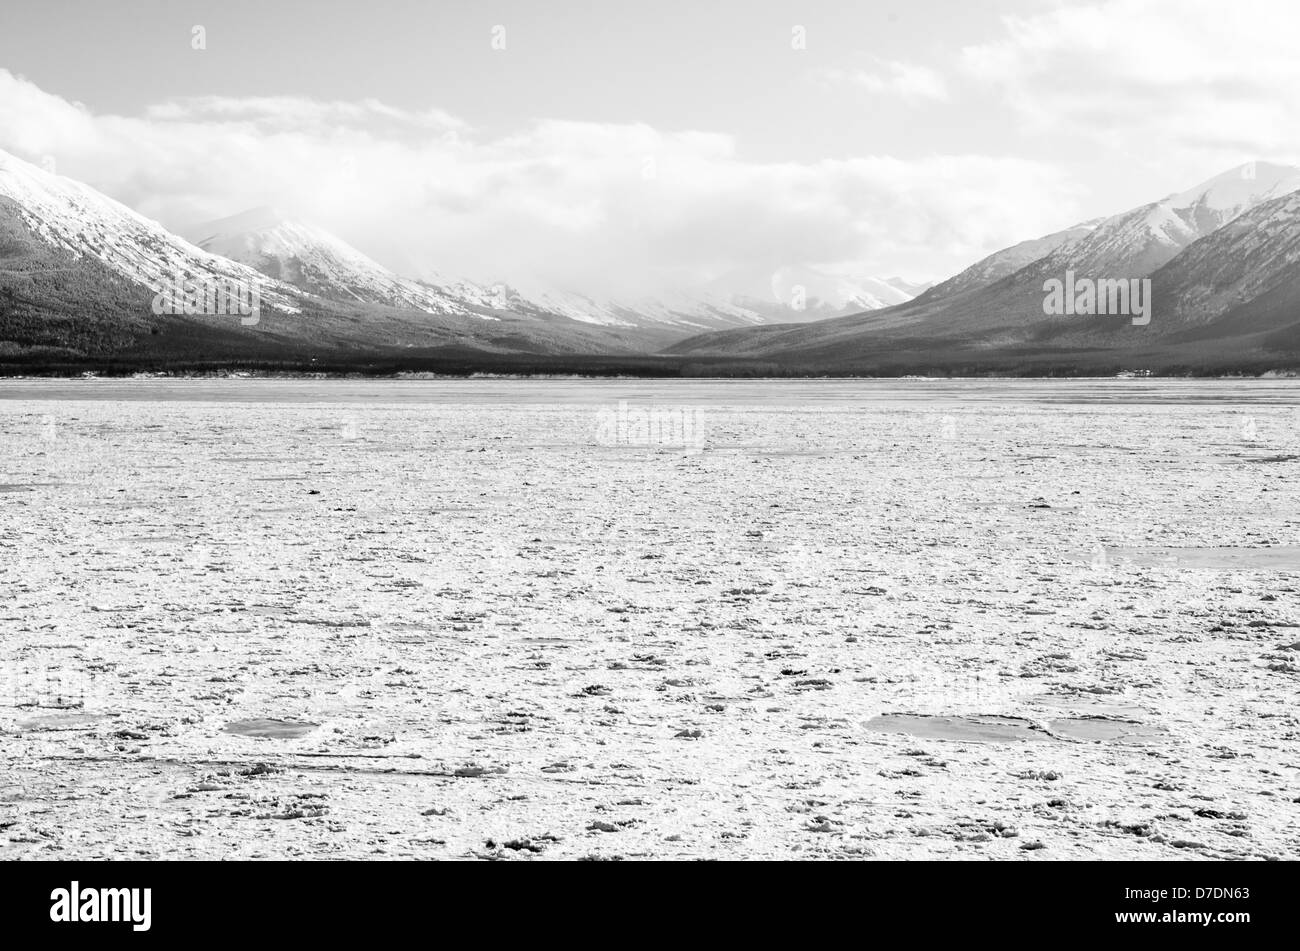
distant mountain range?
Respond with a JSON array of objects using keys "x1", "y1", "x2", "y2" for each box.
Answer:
[
  {"x1": 701, "y1": 266, "x2": 920, "y2": 321},
  {"x1": 183, "y1": 207, "x2": 924, "y2": 330},
  {"x1": 0, "y1": 149, "x2": 697, "y2": 363},
  {"x1": 4, "y1": 145, "x2": 1300, "y2": 373},
  {"x1": 183, "y1": 206, "x2": 500, "y2": 317},
  {"x1": 669, "y1": 162, "x2": 1300, "y2": 373},
  {"x1": 919, "y1": 220, "x2": 1103, "y2": 303},
  {"x1": 0, "y1": 147, "x2": 925, "y2": 364}
]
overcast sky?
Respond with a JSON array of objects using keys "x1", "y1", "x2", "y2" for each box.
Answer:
[{"x1": 1, "y1": 0, "x2": 1297, "y2": 293}]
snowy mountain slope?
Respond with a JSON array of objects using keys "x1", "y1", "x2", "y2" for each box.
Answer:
[
  {"x1": 888, "y1": 161, "x2": 1300, "y2": 337},
  {"x1": 614, "y1": 288, "x2": 773, "y2": 329},
  {"x1": 668, "y1": 161, "x2": 1300, "y2": 361},
  {"x1": 185, "y1": 212, "x2": 869, "y2": 331},
  {"x1": 462, "y1": 279, "x2": 791, "y2": 331},
  {"x1": 1152, "y1": 188, "x2": 1300, "y2": 331},
  {"x1": 701, "y1": 264, "x2": 918, "y2": 323},
  {"x1": 1028, "y1": 162, "x2": 1300, "y2": 281},
  {"x1": 434, "y1": 281, "x2": 740, "y2": 330},
  {"x1": 0, "y1": 192, "x2": 163, "y2": 357},
  {"x1": 880, "y1": 277, "x2": 934, "y2": 298},
  {"x1": 0, "y1": 149, "x2": 304, "y2": 314},
  {"x1": 863, "y1": 162, "x2": 1300, "y2": 337},
  {"x1": 0, "y1": 151, "x2": 785, "y2": 346},
  {"x1": 0, "y1": 153, "x2": 685, "y2": 361},
  {"x1": 15, "y1": 140, "x2": 1300, "y2": 372},
  {"x1": 920, "y1": 220, "x2": 1102, "y2": 303},
  {"x1": 185, "y1": 206, "x2": 924, "y2": 331},
  {"x1": 184, "y1": 208, "x2": 499, "y2": 318},
  {"x1": 467, "y1": 267, "x2": 924, "y2": 330},
  {"x1": 1168, "y1": 162, "x2": 1300, "y2": 236}
]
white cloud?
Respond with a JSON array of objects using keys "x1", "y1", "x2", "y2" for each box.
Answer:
[
  {"x1": 0, "y1": 68, "x2": 1079, "y2": 292},
  {"x1": 960, "y1": 0, "x2": 1300, "y2": 171},
  {"x1": 144, "y1": 97, "x2": 468, "y2": 135},
  {"x1": 822, "y1": 59, "x2": 950, "y2": 102}
]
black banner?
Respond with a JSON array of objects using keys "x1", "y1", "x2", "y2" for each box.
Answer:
[{"x1": 0, "y1": 860, "x2": 1282, "y2": 939}]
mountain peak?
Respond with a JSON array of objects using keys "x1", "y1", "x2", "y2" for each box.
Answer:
[
  {"x1": 0, "y1": 147, "x2": 303, "y2": 318},
  {"x1": 180, "y1": 206, "x2": 505, "y2": 316},
  {"x1": 701, "y1": 264, "x2": 916, "y2": 321},
  {"x1": 1168, "y1": 161, "x2": 1300, "y2": 214},
  {"x1": 187, "y1": 205, "x2": 288, "y2": 241}
]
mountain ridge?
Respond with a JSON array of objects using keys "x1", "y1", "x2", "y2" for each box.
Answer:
[
  {"x1": 668, "y1": 162, "x2": 1300, "y2": 366},
  {"x1": 6, "y1": 146, "x2": 1300, "y2": 373}
]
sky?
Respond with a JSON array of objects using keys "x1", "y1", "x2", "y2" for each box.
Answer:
[{"x1": 1, "y1": 0, "x2": 1298, "y2": 294}]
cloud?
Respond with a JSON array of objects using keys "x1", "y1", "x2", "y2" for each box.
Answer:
[
  {"x1": 145, "y1": 97, "x2": 468, "y2": 135},
  {"x1": 960, "y1": 0, "x2": 1300, "y2": 169},
  {"x1": 0, "y1": 68, "x2": 1079, "y2": 292},
  {"x1": 821, "y1": 59, "x2": 950, "y2": 102}
]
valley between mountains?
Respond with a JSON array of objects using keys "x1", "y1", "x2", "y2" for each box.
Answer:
[{"x1": 4, "y1": 149, "x2": 1300, "y2": 374}]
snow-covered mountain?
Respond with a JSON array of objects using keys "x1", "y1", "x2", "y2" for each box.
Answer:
[
  {"x1": 183, "y1": 209, "x2": 908, "y2": 331},
  {"x1": 0, "y1": 152, "x2": 910, "y2": 339},
  {"x1": 703, "y1": 265, "x2": 920, "y2": 323},
  {"x1": 475, "y1": 279, "x2": 769, "y2": 331},
  {"x1": 1153, "y1": 187, "x2": 1300, "y2": 330},
  {"x1": 669, "y1": 160, "x2": 1300, "y2": 362},
  {"x1": 491, "y1": 266, "x2": 923, "y2": 330},
  {"x1": 183, "y1": 208, "x2": 498, "y2": 318},
  {"x1": 921, "y1": 220, "x2": 1102, "y2": 302},
  {"x1": 893, "y1": 162, "x2": 1300, "y2": 336},
  {"x1": 0, "y1": 149, "x2": 303, "y2": 314},
  {"x1": 1031, "y1": 162, "x2": 1300, "y2": 280},
  {"x1": 16, "y1": 143, "x2": 1300, "y2": 373},
  {"x1": 0, "y1": 152, "x2": 688, "y2": 360},
  {"x1": 881, "y1": 276, "x2": 934, "y2": 298}
]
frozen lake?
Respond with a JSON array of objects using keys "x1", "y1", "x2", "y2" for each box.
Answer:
[
  {"x1": 4, "y1": 376, "x2": 1300, "y2": 404},
  {"x1": 1, "y1": 379, "x2": 1298, "y2": 859}
]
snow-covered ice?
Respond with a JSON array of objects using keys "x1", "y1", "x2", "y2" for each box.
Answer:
[{"x1": 1, "y1": 379, "x2": 1297, "y2": 860}]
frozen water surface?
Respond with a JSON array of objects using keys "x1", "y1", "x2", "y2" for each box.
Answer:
[{"x1": 1, "y1": 379, "x2": 1297, "y2": 859}]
